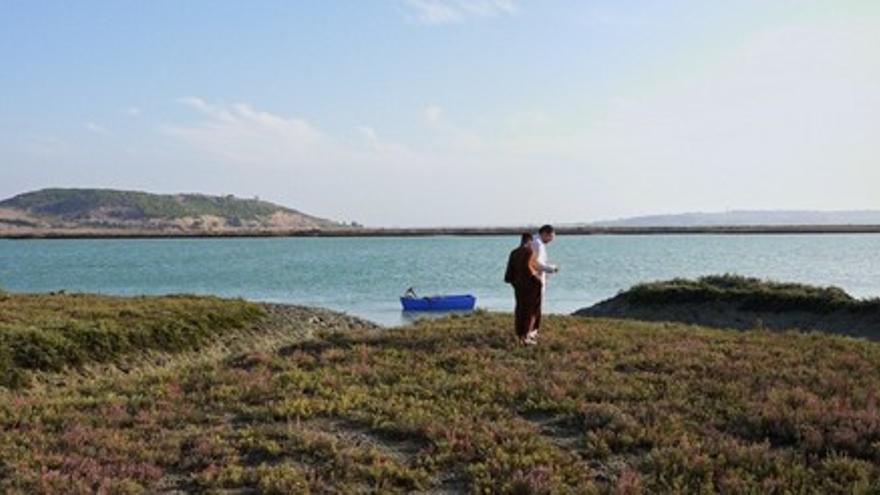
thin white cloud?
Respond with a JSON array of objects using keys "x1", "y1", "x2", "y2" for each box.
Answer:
[
  {"x1": 355, "y1": 125, "x2": 413, "y2": 156},
  {"x1": 166, "y1": 98, "x2": 326, "y2": 164},
  {"x1": 424, "y1": 104, "x2": 444, "y2": 125},
  {"x1": 421, "y1": 104, "x2": 490, "y2": 153},
  {"x1": 576, "y1": 5, "x2": 662, "y2": 29},
  {"x1": 85, "y1": 122, "x2": 112, "y2": 135},
  {"x1": 125, "y1": 106, "x2": 142, "y2": 117},
  {"x1": 403, "y1": 0, "x2": 517, "y2": 25},
  {"x1": 356, "y1": 125, "x2": 379, "y2": 143},
  {"x1": 405, "y1": 0, "x2": 460, "y2": 24},
  {"x1": 162, "y1": 99, "x2": 453, "y2": 225}
]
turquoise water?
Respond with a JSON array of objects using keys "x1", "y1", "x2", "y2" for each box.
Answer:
[{"x1": 2, "y1": 235, "x2": 879, "y2": 326}]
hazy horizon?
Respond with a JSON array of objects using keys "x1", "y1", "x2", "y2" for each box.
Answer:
[{"x1": 3, "y1": 1, "x2": 878, "y2": 227}]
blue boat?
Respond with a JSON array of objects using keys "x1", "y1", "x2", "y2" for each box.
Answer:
[{"x1": 400, "y1": 294, "x2": 476, "y2": 312}]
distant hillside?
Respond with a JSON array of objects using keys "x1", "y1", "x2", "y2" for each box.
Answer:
[
  {"x1": 0, "y1": 188, "x2": 349, "y2": 236},
  {"x1": 591, "y1": 210, "x2": 880, "y2": 227}
]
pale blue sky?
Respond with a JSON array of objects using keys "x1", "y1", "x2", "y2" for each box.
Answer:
[{"x1": 2, "y1": 1, "x2": 878, "y2": 226}]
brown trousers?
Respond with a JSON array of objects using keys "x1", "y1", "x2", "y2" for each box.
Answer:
[{"x1": 513, "y1": 280, "x2": 542, "y2": 338}]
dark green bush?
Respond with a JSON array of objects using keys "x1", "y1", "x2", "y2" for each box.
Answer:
[{"x1": 4, "y1": 328, "x2": 84, "y2": 371}]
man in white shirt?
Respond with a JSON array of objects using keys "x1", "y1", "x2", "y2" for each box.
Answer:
[{"x1": 528, "y1": 224, "x2": 559, "y2": 343}]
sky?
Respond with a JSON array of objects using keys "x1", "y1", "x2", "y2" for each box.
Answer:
[{"x1": 1, "y1": 1, "x2": 878, "y2": 227}]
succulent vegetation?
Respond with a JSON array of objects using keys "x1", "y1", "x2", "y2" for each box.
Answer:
[
  {"x1": 2, "y1": 296, "x2": 880, "y2": 493},
  {"x1": 0, "y1": 293, "x2": 264, "y2": 388}
]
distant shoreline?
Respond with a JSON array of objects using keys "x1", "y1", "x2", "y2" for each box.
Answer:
[{"x1": 4, "y1": 224, "x2": 880, "y2": 239}]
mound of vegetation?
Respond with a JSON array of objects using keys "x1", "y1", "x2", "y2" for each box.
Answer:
[
  {"x1": 2, "y1": 309, "x2": 879, "y2": 493},
  {"x1": 0, "y1": 292, "x2": 265, "y2": 388},
  {"x1": 620, "y1": 275, "x2": 880, "y2": 313},
  {"x1": 577, "y1": 275, "x2": 880, "y2": 338}
]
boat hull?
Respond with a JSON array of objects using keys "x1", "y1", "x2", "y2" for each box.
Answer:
[{"x1": 400, "y1": 294, "x2": 476, "y2": 312}]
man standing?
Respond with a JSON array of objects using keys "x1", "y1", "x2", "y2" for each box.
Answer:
[{"x1": 529, "y1": 224, "x2": 559, "y2": 342}]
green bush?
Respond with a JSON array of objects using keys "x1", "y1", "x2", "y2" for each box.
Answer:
[
  {"x1": 0, "y1": 293, "x2": 265, "y2": 388},
  {"x1": 623, "y1": 274, "x2": 880, "y2": 313}
]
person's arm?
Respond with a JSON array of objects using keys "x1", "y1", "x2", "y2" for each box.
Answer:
[
  {"x1": 528, "y1": 253, "x2": 544, "y2": 285},
  {"x1": 504, "y1": 251, "x2": 516, "y2": 284},
  {"x1": 532, "y1": 243, "x2": 559, "y2": 274},
  {"x1": 535, "y1": 259, "x2": 558, "y2": 274}
]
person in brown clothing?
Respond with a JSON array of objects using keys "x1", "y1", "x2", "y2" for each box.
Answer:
[{"x1": 504, "y1": 233, "x2": 543, "y2": 345}]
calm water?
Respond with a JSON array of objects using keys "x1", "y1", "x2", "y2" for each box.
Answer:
[{"x1": 1, "y1": 235, "x2": 879, "y2": 326}]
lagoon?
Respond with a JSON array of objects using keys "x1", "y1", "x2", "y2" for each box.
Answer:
[{"x1": 2, "y1": 234, "x2": 879, "y2": 326}]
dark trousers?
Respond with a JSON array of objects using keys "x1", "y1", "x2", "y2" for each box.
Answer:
[
  {"x1": 534, "y1": 298, "x2": 542, "y2": 331},
  {"x1": 513, "y1": 281, "x2": 542, "y2": 338}
]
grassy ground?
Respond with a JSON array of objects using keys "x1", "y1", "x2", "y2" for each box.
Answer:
[{"x1": 2, "y1": 299, "x2": 880, "y2": 494}]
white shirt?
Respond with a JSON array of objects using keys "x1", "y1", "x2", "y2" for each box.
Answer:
[{"x1": 531, "y1": 236, "x2": 557, "y2": 285}]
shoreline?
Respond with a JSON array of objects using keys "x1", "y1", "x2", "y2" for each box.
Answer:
[{"x1": 4, "y1": 224, "x2": 880, "y2": 239}]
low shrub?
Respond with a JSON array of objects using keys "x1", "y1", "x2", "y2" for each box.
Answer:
[
  {"x1": 0, "y1": 293, "x2": 264, "y2": 388},
  {"x1": 623, "y1": 274, "x2": 880, "y2": 313}
]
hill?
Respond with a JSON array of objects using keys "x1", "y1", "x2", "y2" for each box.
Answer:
[
  {"x1": 590, "y1": 210, "x2": 880, "y2": 227},
  {"x1": 576, "y1": 275, "x2": 880, "y2": 339},
  {"x1": 0, "y1": 188, "x2": 348, "y2": 236},
  {"x1": 1, "y1": 293, "x2": 879, "y2": 493}
]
